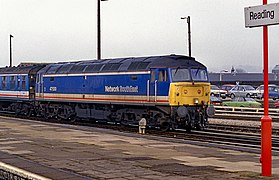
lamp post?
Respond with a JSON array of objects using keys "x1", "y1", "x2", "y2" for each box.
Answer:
[
  {"x1": 181, "y1": 16, "x2": 191, "y2": 57},
  {"x1": 97, "y1": 0, "x2": 108, "y2": 60},
  {"x1": 9, "y1": 34, "x2": 14, "y2": 67}
]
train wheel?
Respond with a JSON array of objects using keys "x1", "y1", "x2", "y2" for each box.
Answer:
[
  {"x1": 196, "y1": 113, "x2": 206, "y2": 131},
  {"x1": 22, "y1": 104, "x2": 31, "y2": 116},
  {"x1": 15, "y1": 107, "x2": 21, "y2": 116},
  {"x1": 56, "y1": 116, "x2": 62, "y2": 121},
  {"x1": 171, "y1": 123, "x2": 178, "y2": 131},
  {"x1": 195, "y1": 116, "x2": 204, "y2": 131},
  {"x1": 44, "y1": 113, "x2": 49, "y2": 120},
  {"x1": 185, "y1": 114, "x2": 192, "y2": 132},
  {"x1": 69, "y1": 116, "x2": 76, "y2": 123},
  {"x1": 120, "y1": 120, "x2": 128, "y2": 126},
  {"x1": 155, "y1": 113, "x2": 169, "y2": 131},
  {"x1": 195, "y1": 124, "x2": 202, "y2": 131},
  {"x1": 186, "y1": 124, "x2": 192, "y2": 132},
  {"x1": 160, "y1": 121, "x2": 170, "y2": 132}
]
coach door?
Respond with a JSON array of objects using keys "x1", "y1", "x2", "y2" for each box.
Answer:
[
  {"x1": 29, "y1": 74, "x2": 36, "y2": 99},
  {"x1": 149, "y1": 68, "x2": 169, "y2": 103}
]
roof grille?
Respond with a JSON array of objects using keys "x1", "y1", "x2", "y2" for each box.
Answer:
[{"x1": 128, "y1": 62, "x2": 150, "y2": 70}]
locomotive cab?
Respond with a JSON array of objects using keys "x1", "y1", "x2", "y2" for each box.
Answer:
[
  {"x1": 148, "y1": 65, "x2": 212, "y2": 130},
  {"x1": 169, "y1": 67, "x2": 210, "y2": 106},
  {"x1": 168, "y1": 67, "x2": 211, "y2": 130}
]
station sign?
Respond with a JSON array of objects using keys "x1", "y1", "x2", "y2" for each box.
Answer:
[{"x1": 245, "y1": 3, "x2": 279, "y2": 28}]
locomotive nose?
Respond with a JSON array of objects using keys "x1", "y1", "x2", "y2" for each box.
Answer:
[{"x1": 169, "y1": 82, "x2": 210, "y2": 106}]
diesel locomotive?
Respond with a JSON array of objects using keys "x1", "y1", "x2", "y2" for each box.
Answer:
[{"x1": 0, "y1": 55, "x2": 213, "y2": 131}]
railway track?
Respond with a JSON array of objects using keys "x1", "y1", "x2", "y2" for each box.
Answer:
[
  {"x1": 194, "y1": 129, "x2": 279, "y2": 153},
  {"x1": 208, "y1": 123, "x2": 279, "y2": 135},
  {"x1": 143, "y1": 128, "x2": 279, "y2": 154},
  {"x1": 214, "y1": 106, "x2": 279, "y2": 121}
]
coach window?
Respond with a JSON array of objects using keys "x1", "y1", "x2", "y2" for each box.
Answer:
[
  {"x1": 22, "y1": 76, "x2": 26, "y2": 90},
  {"x1": 2, "y1": 76, "x2": 6, "y2": 90},
  {"x1": 10, "y1": 76, "x2": 16, "y2": 90},
  {"x1": 158, "y1": 70, "x2": 168, "y2": 82},
  {"x1": 17, "y1": 77, "x2": 21, "y2": 90}
]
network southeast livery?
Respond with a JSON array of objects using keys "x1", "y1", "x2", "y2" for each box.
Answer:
[{"x1": 104, "y1": 85, "x2": 139, "y2": 93}]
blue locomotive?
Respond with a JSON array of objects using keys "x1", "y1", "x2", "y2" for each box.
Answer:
[{"x1": 0, "y1": 55, "x2": 213, "y2": 131}]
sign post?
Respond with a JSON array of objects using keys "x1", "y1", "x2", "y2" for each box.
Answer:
[
  {"x1": 245, "y1": 2, "x2": 279, "y2": 28},
  {"x1": 261, "y1": 0, "x2": 272, "y2": 175},
  {"x1": 244, "y1": 1, "x2": 279, "y2": 177}
]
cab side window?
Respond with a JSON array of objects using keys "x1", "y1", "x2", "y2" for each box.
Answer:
[
  {"x1": 158, "y1": 70, "x2": 168, "y2": 82},
  {"x1": 151, "y1": 70, "x2": 156, "y2": 82}
]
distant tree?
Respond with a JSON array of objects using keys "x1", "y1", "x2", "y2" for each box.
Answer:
[{"x1": 231, "y1": 66, "x2": 235, "y2": 73}]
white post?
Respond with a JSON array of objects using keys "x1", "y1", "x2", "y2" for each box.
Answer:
[{"x1": 139, "y1": 118, "x2": 147, "y2": 134}]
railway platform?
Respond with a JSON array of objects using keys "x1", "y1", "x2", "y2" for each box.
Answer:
[{"x1": 0, "y1": 116, "x2": 279, "y2": 179}]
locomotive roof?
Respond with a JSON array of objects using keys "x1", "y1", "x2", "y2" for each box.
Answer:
[{"x1": 40, "y1": 55, "x2": 206, "y2": 75}]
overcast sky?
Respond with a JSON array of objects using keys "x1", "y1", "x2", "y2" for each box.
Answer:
[{"x1": 1, "y1": 0, "x2": 279, "y2": 72}]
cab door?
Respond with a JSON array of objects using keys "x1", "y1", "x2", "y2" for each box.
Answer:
[
  {"x1": 16, "y1": 75, "x2": 21, "y2": 98},
  {"x1": 36, "y1": 73, "x2": 44, "y2": 99},
  {"x1": 149, "y1": 68, "x2": 169, "y2": 103}
]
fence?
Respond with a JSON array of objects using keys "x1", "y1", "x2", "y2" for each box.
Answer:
[{"x1": 213, "y1": 106, "x2": 279, "y2": 121}]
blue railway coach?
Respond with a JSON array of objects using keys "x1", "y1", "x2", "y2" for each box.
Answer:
[{"x1": 0, "y1": 64, "x2": 46, "y2": 114}]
